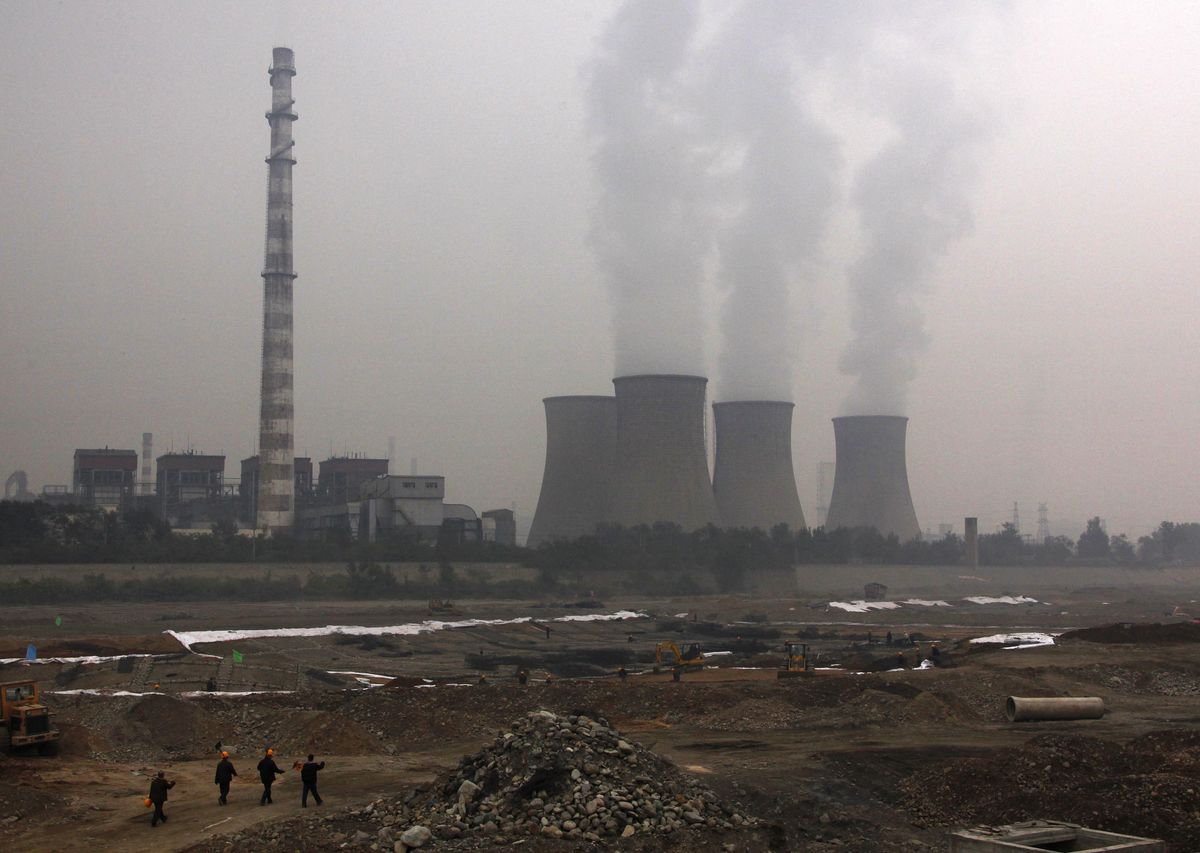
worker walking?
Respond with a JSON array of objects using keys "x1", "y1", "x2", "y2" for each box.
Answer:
[
  {"x1": 148, "y1": 770, "x2": 175, "y2": 827},
  {"x1": 214, "y1": 751, "x2": 237, "y2": 805},
  {"x1": 300, "y1": 754, "x2": 325, "y2": 807},
  {"x1": 257, "y1": 748, "x2": 284, "y2": 805}
]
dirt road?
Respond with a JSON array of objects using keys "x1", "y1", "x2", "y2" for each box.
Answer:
[{"x1": 3, "y1": 750, "x2": 457, "y2": 853}]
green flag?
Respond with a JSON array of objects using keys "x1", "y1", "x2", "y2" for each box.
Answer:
[
  {"x1": 54, "y1": 615, "x2": 62, "y2": 627},
  {"x1": 232, "y1": 650, "x2": 244, "y2": 664}
]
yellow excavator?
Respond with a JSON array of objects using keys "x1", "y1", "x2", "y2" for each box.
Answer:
[
  {"x1": 777, "y1": 642, "x2": 812, "y2": 679},
  {"x1": 654, "y1": 641, "x2": 705, "y2": 671},
  {"x1": 1, "y1": 679, "x2": 61, "y2": 755}
]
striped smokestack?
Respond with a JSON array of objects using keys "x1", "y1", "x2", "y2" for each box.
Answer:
[
  {"x1": 825, "y1": 415, "x2": 920, "y2": 540},
  {"x1": 526, "y1": 396, "x2": 617, "y2": 547},
  {"x1": 610, "y1": 375, "x2": 718, "y2": 531},
  {"x1": 255, "y1": 46, "x2": 298, "y2": 534},
  {"x1": 712, "y1": 401, "x2": 805, "y2": 531}
]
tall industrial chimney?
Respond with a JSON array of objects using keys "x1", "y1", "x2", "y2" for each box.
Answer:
[
  {"x1": 825, "y1": 415, "x2": 920, "y2": 540},
  {"x1": 526, "y1": 396, "x2": 617, "y2": 548},
  {"x1": 610, "y1": 375, "x2": 718, "y2": 531},
  {"x1": 140, "y1": 432, "x2": 153, "y2": 495},
  {"x1": 255, "y1": 46, "x2": 298, "y2": 534},
  {"x1": 712, "y1": 401, "x2": 805, "y2": 531}
]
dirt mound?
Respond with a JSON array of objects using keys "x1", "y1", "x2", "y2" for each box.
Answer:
[
  {"x1": 114, "y1": 694, "x2": 223, "y2": 759},
  {"x1": 1062, "y1": 621, "x2": 1200, "y2": 644},
  {"x1": 423, "y1": 709, "x2": 758, "y2": 842},
  {"x1": 271, "y1": 711, "x2": 382, "y2": 756},
  {"x1": 900, "y1": 731, "x2": 1200, "y2": 850}
]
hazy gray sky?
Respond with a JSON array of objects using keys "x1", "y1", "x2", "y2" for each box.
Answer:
[{"x1": 2, "y1": 1, "x2": 1198, "y2": 541}]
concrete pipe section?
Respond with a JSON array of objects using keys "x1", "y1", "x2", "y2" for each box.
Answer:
[{"x1": 1006, "y1": 696, "x2": 1105, "y2": 722}]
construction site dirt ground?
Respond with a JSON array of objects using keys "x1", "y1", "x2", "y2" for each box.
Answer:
[{"x1": 1, "y1": 564, "x2": 1199, "y2": 851}]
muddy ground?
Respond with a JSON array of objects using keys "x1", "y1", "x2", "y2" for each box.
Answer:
[{"x1": 1, "y1": 565, "x2": 1198, "y2": 851}]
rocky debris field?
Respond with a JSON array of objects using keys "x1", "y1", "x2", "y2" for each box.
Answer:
[
  {"x1": 431, "y1": 709, "x2": 757, "y2": 840},
  {"x1": 900, "y1": 731, "x2": 1200, "y2": 850}
]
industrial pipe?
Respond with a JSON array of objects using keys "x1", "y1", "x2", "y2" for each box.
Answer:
[{"x1": 1006, "y1": 696, "x2": 1105, "y2": 722}]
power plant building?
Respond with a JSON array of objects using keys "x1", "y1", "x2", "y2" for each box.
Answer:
[
  {"x1": 825, "y1": 415, "x2": 920, "y2": 540},
  {"x1": 72, "y1": 448, "x2": 138, "y2": 510},
  {"x1": 527, "y1": 395, "x2": 617, "y2": 547},
  {"x1": 239, "y1": 455, "x2": 313, "y2": 523},
  {"x1": 156, "y1": 453, "x2": 226, "y2": 507},
  {"x1": 609, "y1": 375, "x2": 718, "y2": 531},
  {"x1": 712, "y1": 401, "x2": 805, "y2": 531},
  {"x1": 318, "y1": 455, "x2": 388, "y2": 504}
]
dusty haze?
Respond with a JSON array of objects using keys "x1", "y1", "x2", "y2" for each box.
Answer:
[{"x1": 2, "y1": 0, "x2": 1198, "y2": 542}]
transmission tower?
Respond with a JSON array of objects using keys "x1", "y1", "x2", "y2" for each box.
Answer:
[
  {"x1": 1011, "y1": 501, "x2": 1020, "y2": 533},
  {"x1": 816, "y1": 462, "x2": 834, "y2": 528},
  {"x1": 1036, "y1": 503, "x2": 1050, "y2": 543}
]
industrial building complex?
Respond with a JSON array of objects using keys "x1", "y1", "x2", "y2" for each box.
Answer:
[{"x1": 8, "y1": 46, "x2": 926, "y2": 550}]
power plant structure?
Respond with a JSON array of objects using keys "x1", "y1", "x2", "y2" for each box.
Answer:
[
  {"x1": 609, "y1": 375, "x2": 719, "y2": 531},
  {"x1": 255, "y1": 46, "x2": 299, "y2": 534},
  {"x1": 825, "y1": 415, "x2": 920, "y2": 540},
  {"x1": 527, "y1": 395, "x2": 618, "y2": 547},
  {"x1": 712, "y1": 401, "x2": 805, "y2": 531}
]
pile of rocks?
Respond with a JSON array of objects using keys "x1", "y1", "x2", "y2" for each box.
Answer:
[{"x1": 422, "y1": 709, "x2": 756, "y2": 842}]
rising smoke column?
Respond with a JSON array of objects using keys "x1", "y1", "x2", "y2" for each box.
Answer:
[
  {"x1": 838, "y1": 7, "x2": 993, "y2": 415},
  {"x1": 585, "y1": 2, "x2": 712, "y2": 377},
  {"x1": 703, "y1": 2, "x2": 840, "y2": 401}
]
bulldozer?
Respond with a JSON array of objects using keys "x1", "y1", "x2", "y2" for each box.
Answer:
[
  {"x1": 654, "y1": 641, "x2": 705, "y2": 671},
  {"x1": 777, "y1": 642, "x2": 812, "y2": 679},
  {"x1": 1, "y1": 679, "x2": 61, "y2": 755}
]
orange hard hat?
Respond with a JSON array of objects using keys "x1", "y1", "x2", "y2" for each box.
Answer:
[
  {"x1": 144, "y1": 797, "x2": 152, "y2": 808},
  {"x1": 266, "y1": 748, "x2": 273, "y2": 756},
  {"x1": 221, "y1": 751, "x2": 229, "y2": 758}
]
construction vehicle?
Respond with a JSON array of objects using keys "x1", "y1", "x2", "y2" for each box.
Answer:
[
  {"x1": 654, "y1": 642, "x2": 705, "y2": 671},
  {"x1": 778, "y1": 642, "x2": 812, "y2": 679},
  {"x1": 428, "y1": 598, "x2": 458, "y2": 614},
  {"x1": 1, "y1": 679, "x2": 61, "y2": 755}
]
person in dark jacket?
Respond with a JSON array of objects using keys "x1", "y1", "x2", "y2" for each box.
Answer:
[
  {"x1": 257, "y1": 748, "x2": 284, "y2": 805},
  {"x1": 300, "y1": 754, "x2": 325, "y2": 807},
  {"x1": 214, "y1": 751, "x2": 237, "y2": 805},
  {"x1": 148, "y1": 771, "x2": 175, "y2": 827}
]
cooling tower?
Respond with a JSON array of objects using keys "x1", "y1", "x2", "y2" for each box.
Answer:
[
  {"x1": 825, "y1": 415, "x2": 920, "y2": 540},
  {"x1": 526, "y1": 396, "x2": 617, "y2": 548},
  {"x1": 610, "y1": 375, "x2": 718, "y2": 531},
  {"x1": 256, "y1": 47, "x2": 298, "y2": 534},
  {"x1": 712, "y1": 401, "x2": 805, "y2": 531}
]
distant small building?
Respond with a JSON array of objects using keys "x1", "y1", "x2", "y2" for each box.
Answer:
[
  {"x1": 482, "y1": 509, "x2": 516, "y2": 546},
  {"x1": 318, "y1": 455, "x2": 388, "y2": 504},
  {"x1": 73, "y1": 448, "x2": 138, "y2": 510}
]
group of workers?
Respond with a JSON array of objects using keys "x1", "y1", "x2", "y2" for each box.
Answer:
[{"x1": 147, "y1": 747, "x2": 326, "y2": 826}]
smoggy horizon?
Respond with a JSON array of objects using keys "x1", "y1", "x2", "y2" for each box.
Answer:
[{"x1": 3, "y1": 1, "x2": 1199, "y2": 542}]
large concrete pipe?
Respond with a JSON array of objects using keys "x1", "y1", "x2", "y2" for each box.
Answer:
[{"x1": 1006, "y1": 696, "x2": 1105, "y2": 722}]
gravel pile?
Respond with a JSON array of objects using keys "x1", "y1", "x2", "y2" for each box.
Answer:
[{"x1": 419, "y1": 708, "x2": 758, "y2": 842}]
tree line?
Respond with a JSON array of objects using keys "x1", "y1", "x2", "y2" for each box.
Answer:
[{"x1": 2, "y1": 499, "x2": 1198, "y2": 572}]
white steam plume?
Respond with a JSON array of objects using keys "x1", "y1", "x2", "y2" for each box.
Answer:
[
  {"x1": 584, "y1": 1, "x2": 713, "y2": 378},
  {"x1": 838, "y1": 5, "x2": 995, "y2": 415},
  {"x1": 701, "y1": 2, "x2": 840, "y2": 402}
]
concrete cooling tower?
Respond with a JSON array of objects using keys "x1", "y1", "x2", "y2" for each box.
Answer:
[
  {"x1": 712, "y1": 401, "x2": 805, "y2": 531},
  {"x1": 526, "y1": 396, "x2": 617, "y2": 548},
  {"x1": 825, "y1": 415, "x2": 920, "y2": 540},
  {"x1": 610, "y1": 375, "x2": 718, "y2": 531}
]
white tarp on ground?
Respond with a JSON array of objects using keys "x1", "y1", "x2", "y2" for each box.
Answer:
[
  {"x1": 971, "y1": 632, "x2": 1056, "y2": 649},
  {"x1": 963, "y1": 595, "x2": 1040, "y2": 605},
  {"x1": 829, "y1": 600, "x2": 902, "y2": 613},
  {"x1": 166, "y1": 610, "x2": 646, "y2": 651},
  {"x1": 0, "y1": 652, "x2": 159, "y2": 666},
  {"x1": 902, "y1": 599, "x2": 953, "y2": 607},
  {"x1": 49, "y1": 688, "x2": 295, "y2": 697}
]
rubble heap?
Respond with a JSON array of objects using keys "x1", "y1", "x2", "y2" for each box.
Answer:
[{"x1": 425, "y1": 709, "x2": 757, "y2": 842}]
